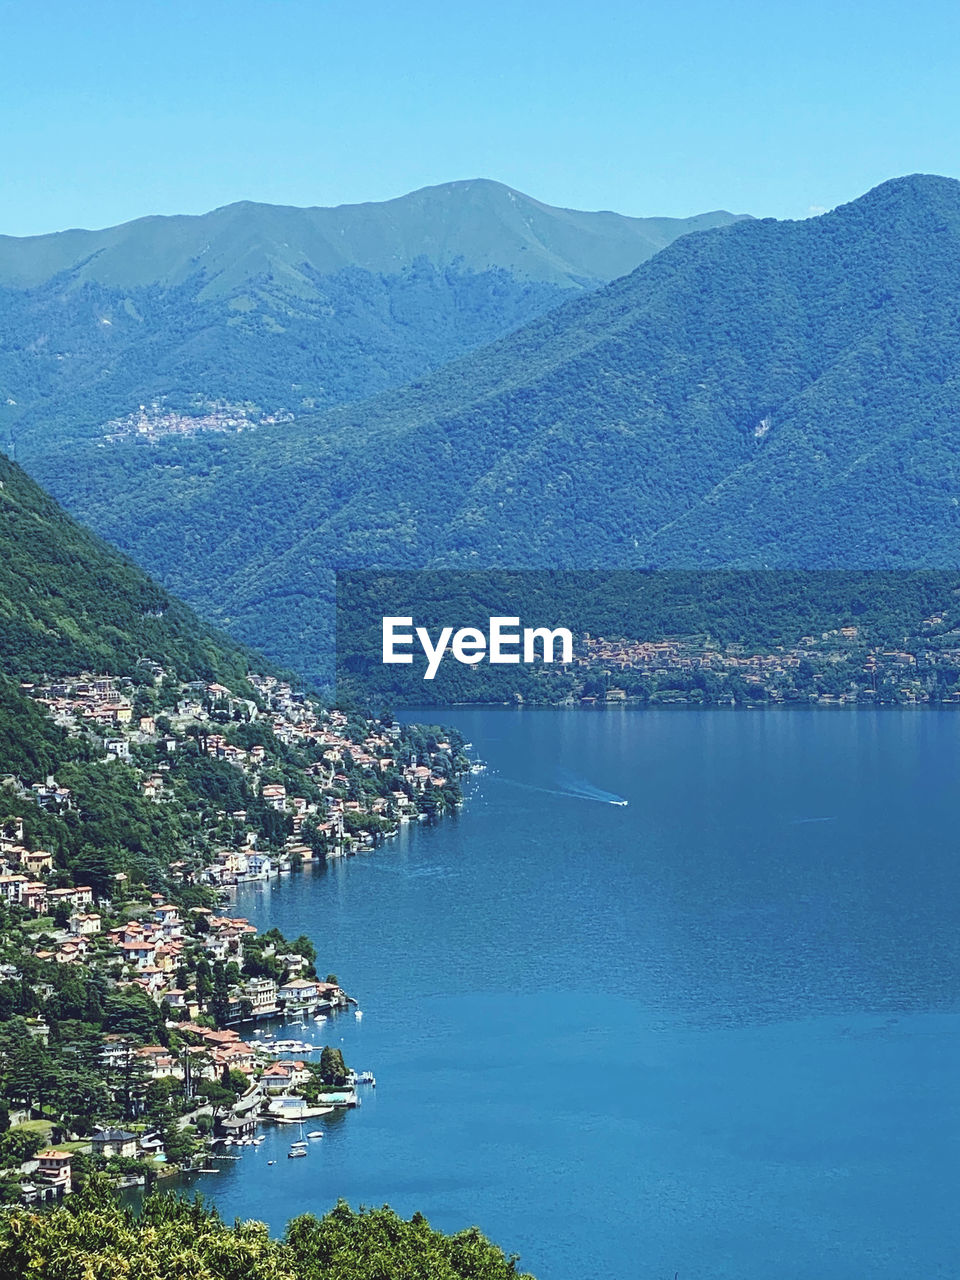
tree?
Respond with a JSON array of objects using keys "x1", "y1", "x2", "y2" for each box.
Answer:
[
  {"x1": 105, "y1": 1040, "x2": 154, "y2": 1121},
  {"x1": 0, "y1": 1180, "x2": 534, "y2": 1278},
  {"x1": 3, "y1": 1037, "x2": 54, "y2": 1111},
  {"x1": 210, "y1": 962, "x2": 231, "y2": 1026},
  {"x1": 286, "y1": 1200, "x2": 533, "y2": 1280},
  {"x1": 193, "y1": 1080, "x2": 234, "y2": 1111},
  {"x1": 226, "y1": 1068, "x2": 248, "y2": 1097},
  {"x1": 160, "y1": 1120, "x2": 199, "y2": 1167},
  {"x1": 103, "y1": 990, "x2": 164, "y2": 1043},
  {"x1": 0, "y1": 1127, "x2": 43, "y2": 1166},
  {"x1": 195, "y1": 958, "x2": 213, "y2": 1008},
  {"x1": 318, "y1": 1046, "x2": 348, "y2": 1087}
]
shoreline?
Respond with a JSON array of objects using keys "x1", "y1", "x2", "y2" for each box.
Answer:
[{"x1": 396, "y1": 698, "x2": 953, "y2": 711}]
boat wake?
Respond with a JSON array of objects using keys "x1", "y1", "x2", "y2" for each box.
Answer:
[
  {"x1": 556, "y1": 769, "x2": 628, "y2": 806},
  {"x1": 494, "y1": 772, "x2": 628, "y2": 807}
]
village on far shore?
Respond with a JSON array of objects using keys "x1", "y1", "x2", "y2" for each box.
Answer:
[{"x1": 0, "y1": 668, "x2": 469, "y2": 1206}]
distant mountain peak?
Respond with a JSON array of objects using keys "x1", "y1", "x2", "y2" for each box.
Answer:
[{"x1": 0, "y1": 183, "x2": 748, "y2": 294}]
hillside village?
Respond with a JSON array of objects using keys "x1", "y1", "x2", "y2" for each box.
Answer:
[
  {"x1": 0, "y1": 668, "x2": 467, "y2": 1205},
  {"x1": 101, "y1": 398, "x2": 294, "y2": 445}
]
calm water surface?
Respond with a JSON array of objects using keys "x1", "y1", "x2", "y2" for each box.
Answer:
[{"x1": 201, "y1": 709, "x2": 960, "y2": 1279}]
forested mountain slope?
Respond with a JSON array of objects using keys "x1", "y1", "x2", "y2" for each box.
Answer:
[
  {"x1": 0, "y1": 181, "x2": 743, "y2": 459},
  {"x1": 0, "y1": 452, "x2": 256, "y2": 687},
  {"x1": 27, "y1": 174, "x2": 960, "y2": 682}
]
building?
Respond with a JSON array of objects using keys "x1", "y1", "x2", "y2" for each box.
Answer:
[
  {"x1": 262, "y1": 783, "x2": 287, "y2": 810},
  {"x1": 0, "y1": 874, "x2": 29, "y2": 905},
  {"x1": 21, "y1": 849, "x2": 53, "y2": 875},
  {"x1": 216, "y1": 1113, "x2": 257, "y2": 1140},
  {"x1": 244, "y1": 976, "x2": 279, "y2": 1013},
  {"x1": 91, "y1": 1127, "x2": 138, "y2": 1158},
  {"x1": 279, "y1": 977, "x2": 320, "y2": 1006},
  {"x1": 69, "y1": 912, "x2": 101, "y2": 936},
  {"x1": 35, "y1": 1150, "x2": 73, "y2": 1195}
]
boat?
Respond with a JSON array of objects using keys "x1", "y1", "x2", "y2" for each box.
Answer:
[
  {"x1": 290, "y1": 1140, "x2": 307, "y2": 1148},
  {"x1": 288, "y1": 1148, "x2": 307, "y2": 1158},
  {"x1": 612, "y1": 799, "x2": 628, "y2": 807},
  {"x1": 267, "y1": 1160, "x2": 276, "y2": 1165},
  {"x1": 354, "y1": 1010, "x2": 363, "y2": 1021},
  {"x1": 306, "y1": 1130, "x2": 324, "y2": 1139}
]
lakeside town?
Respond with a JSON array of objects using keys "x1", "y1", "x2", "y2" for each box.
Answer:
[
  {"x1": 570, "y1": 618, "x2": 960, "y2": 707},
  {"x1": 0, "y1": 668, "x2": 468, "y2": 1205}
]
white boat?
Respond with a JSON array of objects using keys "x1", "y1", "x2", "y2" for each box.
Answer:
[
  {"x1": 354, "y1": 1010, "x2": 363, "y2": 1021},
  {"x1": 307, "y1": 1130, "x2": 324, "y2": 1138},
  {"x1": 290, "y1": 1140, "x2": 307, "y2": 1148},
  {"x1": 288, "y1": 1148, "x2": 307, "y2": 1158}
]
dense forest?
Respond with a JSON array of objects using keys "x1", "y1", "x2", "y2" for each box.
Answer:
[
  {"x1": 22, "y1": 174, "x2": 960, "y2": 683},
  {"x1": 0, "y1": 453, "x2": 259, "y2": 688},
  {"x1": 0, "y1": 263, "x2": 571, "y2": 455}
]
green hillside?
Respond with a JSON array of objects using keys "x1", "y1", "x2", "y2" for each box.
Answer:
[
  {"x1": 0, "y1": 452, "x2": 256, "y2": 687},
  {"x1": 25, "y1": 174, "x2": 960, "y2": 683}
]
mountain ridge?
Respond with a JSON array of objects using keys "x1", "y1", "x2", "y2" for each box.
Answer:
[{"x1": 0, "y1": 178, "x2": 749, "y2": 295}]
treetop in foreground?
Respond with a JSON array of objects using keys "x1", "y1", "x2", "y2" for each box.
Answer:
[{"x1": 0, "y1": 1180, "x2": 535, "y2": 1280}]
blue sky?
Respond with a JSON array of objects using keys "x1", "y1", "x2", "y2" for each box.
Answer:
[{"x1": 2, "y1": 0, "x2": 960, "y2": 234}]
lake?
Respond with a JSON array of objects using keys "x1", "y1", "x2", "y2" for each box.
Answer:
[{"x1": 201, "y1": 708, "x2": 960, "y2": 1279}]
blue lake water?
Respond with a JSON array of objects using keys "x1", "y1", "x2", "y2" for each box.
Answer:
[{"x1": 203, "y1": 709, "x2": 960, "y2": 1279}]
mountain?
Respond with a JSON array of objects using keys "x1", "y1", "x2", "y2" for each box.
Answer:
[
  {"x1": 0, "y1": 182, "x2": 746, "y2": 461},
  {"x1": 0, "y1": 451, "x2": 257, "y2": 688},
  {"x1": 0, "y1": 180, "x2": 744, "y2": 294},
  {"x1": 26, "y1": 174, "x2": 960, "y2": 683}
]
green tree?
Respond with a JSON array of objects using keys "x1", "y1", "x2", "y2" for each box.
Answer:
[
  {"x1": 318, "y1": 1046, "x2": 349, "y2": 1087},
  {"x1": 287, "y1": 1200, "x2": 533, "y2": 1280}
]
